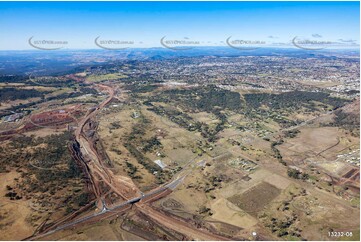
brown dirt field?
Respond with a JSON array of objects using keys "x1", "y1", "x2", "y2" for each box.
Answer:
[
  {"x1": 210, "y1": 197, "x2": 258, "y2": 229},
  {"x1": 318, "y1": 161, "x2": 352, "y2": 176},
  {"x1": 280, "y1": 127, "x2": 340, "y2": 155},
  {"x1": 279, "y1": 126, "x2": 359, "y2": 166},
  {"x1": 297, "y1": 80, "x2": 341, "y2": 88},
  {"x1": 263, "y1": 173, "x2": 292, "y2": 190},
  {"x1": 219, "y1": 168, "x2": 283, "y2": 198},
  {"x1": 0, "y1": 171, "x2": 34, "y2": 240},
  {"x1": 228, "y1": 182, "x2": 281, "y2": 216}
]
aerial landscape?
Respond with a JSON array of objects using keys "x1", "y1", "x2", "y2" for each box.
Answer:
[{"x1": 0, "y1": 1, "x2": 360, "y2": 241}]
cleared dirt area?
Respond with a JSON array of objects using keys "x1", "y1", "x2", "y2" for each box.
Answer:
[
  {"x1": 210, "y1": 197, "x2": 258, "y2": 228},
  {"x1": 279, "y1": 126, "x2": 359, "y2": 166},
  {"x1": 24, "y1": 127, "x2": 67, "y2": 137},
  {"x1": 228, "y1": 182, "x2": 281, "y2": 216},
  {"x1": 280, "y1": 127, "x2": 341, "y2": 155},
  {"x1": 219, "y1": 168, "x2": 288, "y2": 198}
]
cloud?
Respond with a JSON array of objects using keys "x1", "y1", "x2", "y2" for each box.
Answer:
[
  {"x1": 268, "y1": 35, "x2": 278, "y2": 39},
  {"x1": 338, "y1": 39, "x2": 356, "y2": 43},
  {"x1": 271, "y1": 42, "x2": 289, "y2": 46},
  {"x1": 312, "y1": 34, "x2": 322, "y2": 38}
]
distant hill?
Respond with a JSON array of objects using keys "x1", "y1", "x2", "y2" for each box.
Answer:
[{"x1": 148, "y1": 55, "x2": 165, "y2": 60}]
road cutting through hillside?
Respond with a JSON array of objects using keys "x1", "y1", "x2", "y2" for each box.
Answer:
[{"x1": 26, "y1": 82, "x2": 233, "y2": 241}]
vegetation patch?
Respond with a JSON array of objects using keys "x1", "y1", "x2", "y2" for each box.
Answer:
[{"x1": 0, "y1": 87, "x2": 48, "y2": 101}]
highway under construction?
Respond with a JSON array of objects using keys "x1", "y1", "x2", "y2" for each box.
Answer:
[{"x1": 25, "y1": 80, "x2": 232, "y2": 241}]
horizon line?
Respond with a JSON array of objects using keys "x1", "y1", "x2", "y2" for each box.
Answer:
[{"x1": 0, "y1": 45, "x2": 360, "y2": 52}]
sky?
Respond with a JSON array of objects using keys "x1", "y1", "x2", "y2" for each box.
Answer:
[{"x1": 0, "y1": 1, "x2": 359, "y2": 50}]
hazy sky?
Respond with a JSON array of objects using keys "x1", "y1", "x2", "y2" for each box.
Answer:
[{"x1": 0, "y1": 1, "x2": 359, "y2": 50}]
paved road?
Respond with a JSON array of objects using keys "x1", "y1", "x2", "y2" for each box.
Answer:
[{"x1": 28, "y1": 175, "x2": 186, "y2": 240}]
